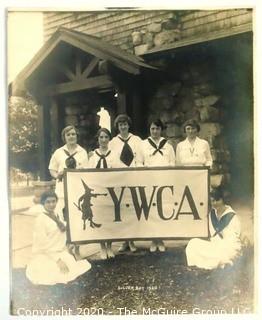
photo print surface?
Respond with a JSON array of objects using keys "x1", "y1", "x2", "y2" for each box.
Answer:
[{"x1": 8, "y1": 7, "x2": 254, "y2": 316}]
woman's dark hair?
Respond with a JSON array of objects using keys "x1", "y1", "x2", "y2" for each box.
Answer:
[
  {"x1": 150, "y1": 118, "x2": 165, "y2": 131},
  {"x1": 183, "y1": 119, "x2": 200, "y2": 133},
  {"x1": 114, "y1": 114, "x2": 132, "y2": 131},
  {"x1": 40, "y1": 190, "x2": 58, "y2": 205},
  {"x1": 210, "y1": 187, "x2": 224, "y2": 201},
  {"x1": 96, "y1": 127, "x2": 112, "y2": 140},
  {"x1": 61, "y1": 125, "x2": 78, "y2": 143}
]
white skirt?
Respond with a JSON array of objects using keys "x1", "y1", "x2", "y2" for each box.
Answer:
[
  {"x1": 26, "y1": 250, "x2": 91, "y2": 285},
  {"x1": 186, "y1": 238, "x2": 241, "y2": 270}
]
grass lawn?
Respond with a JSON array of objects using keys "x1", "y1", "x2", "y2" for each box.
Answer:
[{"x1": 11, "y1": 246, "x2": 254, "y2": 316}]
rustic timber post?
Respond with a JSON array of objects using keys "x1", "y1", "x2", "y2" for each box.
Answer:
[
  {"x1": 50, "y1": 97, "x2": 60, "y2": 149},
  {"x1": 37, "y1": 98, "x2": 52, "y2": 180},
  {"x1": 130, "y1": 87, "x2": 144, "y2": 135},
  {"x1": 32, "y1": 97, "x2": 55, "y2": 203},
  {"x1": 116, "y1": 88, "x2": 127, "y2": 114}
]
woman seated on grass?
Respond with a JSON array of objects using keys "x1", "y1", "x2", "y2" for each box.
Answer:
[
  {"x1": 186, "y1": 187, "x2": 242, "y2": 270},
  {"x1": 26, "y1": 191, "x2": 91, "y2": 285}
]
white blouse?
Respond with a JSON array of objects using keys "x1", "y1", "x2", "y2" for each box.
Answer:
[
  {"x1": 141, "y1": 137, "x2": 176, "y2": 167},
  {"x1": 88, "y1": 148, "x2": 116, "y2": 169},
  {"x1": 49, "y1": 144, "x2": 88, "y2": 173},
  {"x1": 186, "y1": 205, "x2": 242, "y2": 269},
  {"x1": 26, "y1": 208, "x2": 91, "y2": 285},
  {"x1": 49, "y1": 144, "x2": 88, "y2": 197},
  {"x1": 209, "y1": 205, "x2": 241, "y2": 247},
  {"x1": 176, "y1": 137, "x2": 212, "y2": 167},
  {"x1": 109, "y1": 133, "x2": 143, "y2": 167},
  {"x1": 31, "y1": 211, "x2": 67, "y2": 260}
]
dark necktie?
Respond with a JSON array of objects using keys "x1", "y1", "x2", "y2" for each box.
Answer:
[
  {"x1": 147, "y1": 138, "x2": 167, "y2": 156},
  {"x1": 95, "y1": 150, "x2": 111, "y2": 168},
  {"x1": 119, "y1": 136, "x2": 134, "y2": 166},
  {"x1": 210, "y1": 208, "x2": 235, "y2": 238},
  {"x1": 64, "y1": 150, "x2": 77, "y2": 169}
]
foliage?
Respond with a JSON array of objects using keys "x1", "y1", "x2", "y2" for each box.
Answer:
[
  {"x1": 9, "y1": 95, "x2": 38, "y2": 153},
  {"x1": 9, "y1": 94, "x2": 39, "y2": 173}
]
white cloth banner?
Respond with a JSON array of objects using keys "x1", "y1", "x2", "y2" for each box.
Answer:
[{"x1": 64, "y1": 167, "x2": 209, "y2": 244}]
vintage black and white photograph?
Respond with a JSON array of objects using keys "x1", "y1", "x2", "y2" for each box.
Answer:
[{"x1": 7, "y1": 4, "x2": 256, "y2": 317}]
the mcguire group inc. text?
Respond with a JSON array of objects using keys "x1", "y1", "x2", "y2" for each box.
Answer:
[{"x1": 16, "y1": 306, "x2": 251, "y2": 316}]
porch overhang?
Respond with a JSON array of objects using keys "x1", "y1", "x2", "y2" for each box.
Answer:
[{"x1": 10, "y1": 27, "x2": 158, "y2": 97}]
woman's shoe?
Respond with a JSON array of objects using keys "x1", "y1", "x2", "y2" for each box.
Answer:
[
  {"x1": 107, "y1": 248, "x2": 115, "y2": 258},
  {"x1": 129, "y1": 241, "x2": 137, "y2": 252},
  {"x1": 158, "y1": 243, "x2": 166, "y2": 252},
  {"x1": 100, "y1": 248, "x2": 107, "y2": 260},
  {"x1": 100, "y1": 243, "x2": 107, "y2": 260},
  {"x1": 157, "y1": 240, "x2": 165, "y2": 252},
  {"x1": 150, "y1": 241, "x2": 157, "y2": 252},
  {"x1": 118, "y1": 242, "x2": 129, "y2": 252}
]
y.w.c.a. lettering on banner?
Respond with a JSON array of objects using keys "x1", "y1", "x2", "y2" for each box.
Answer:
[{"x1": 64, "y1": 167, "x2": 210, "y2": 244}]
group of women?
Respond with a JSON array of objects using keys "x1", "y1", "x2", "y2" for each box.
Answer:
[{"x1": 26, "y1": 114, "x2": 242, "y2": 285}]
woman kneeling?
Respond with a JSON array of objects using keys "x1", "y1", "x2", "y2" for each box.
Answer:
[
  {"x1": 26, "y1": 191, "x2": 91, "y2": 285},
  {"x1": 186, "y1": 187, "x2": 242, "y2": 270}
]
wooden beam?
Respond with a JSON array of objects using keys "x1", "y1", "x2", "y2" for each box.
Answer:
[
  {"x1": 37, "y1": 100, "x2": 52, "y2": 180},
  {"x1": 75, "y1": 52, "x2": 82, "y2": 78},
  {"x1": 82, "y1": 57, "x2": 100, "y2": 78},
  {"x1": 56, "y1": 63, "x2": 76, "y2": 81},
  {"x1": 61, "y1": 34, "x2": 140, "y2": 75},
  {"x1": 44, "y1": 75, "x2": 113, "y2": 96}
]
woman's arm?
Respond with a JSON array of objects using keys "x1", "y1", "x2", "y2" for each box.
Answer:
[
  {"x1": 175, "y1": 143, "x2": 181, "y2": 165},
  {"x1": 136, "y1": 139, "x2": 145, "y2": 167},
  {"x1": 223, "y1": 215, "x2": 241, "y2": 240},
  {"x1": 32, "y1": 216, "x2": 51, "y2": 254},
  {"x1": 167, "y1": 143, "x2": 176, "y2": 166},
  {"x1": 204, "y1": 141, "x2": 213, "y2": 167},
  {"x1": 49, "y1": 150, "x2": 64, "y2": 179},
  {"x1": 56, "y1": 258, "x2": 69, "y2": 274}
]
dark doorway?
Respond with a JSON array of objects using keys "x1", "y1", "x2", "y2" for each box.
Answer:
[{"x1": 211, "y1": 33, "x2": 253, "y2": 200}]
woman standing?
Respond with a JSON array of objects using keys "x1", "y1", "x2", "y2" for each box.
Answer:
[
  {"x1": 88, "y1": 128, "x2": 116, "y2": 259},
  {"x1": 26, "y1": 191, "x2": 91, "y2": 285},
  {"x1": 176, "y1": 119, "x2": 212, "y2": 167},
  {"x1": 109, "y1": 114, "x2": 143, "y2": 168},
  {"x1": 49, "y1": 125, "x2": 88, "y2": 221},
  {"x1": 109, "y1": 114, "x2": 143, "y2": 252},
  {"x1": 141, "y1": 119, "x2": 176, "y2": 252},
  {"x1": 186, "y1": 187, "x2": 242, "y2": 269}
]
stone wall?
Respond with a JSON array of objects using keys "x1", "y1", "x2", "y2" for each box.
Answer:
[
  {"x1": 60, "y1": 94, "x2": 102, "y2": 154},
  {"x1": 132, "y1": 14, "x2": 182, "y2": 55},
  {"x1": 145, "y1": 62, "x2": 231, "y2": 189}
]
